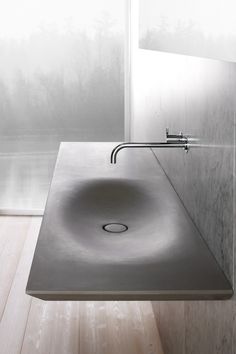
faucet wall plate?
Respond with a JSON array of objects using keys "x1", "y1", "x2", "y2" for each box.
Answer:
[
  {"x1": 166, "y1": 127, "x2": 189, "y2": 142},
  {"x1": 26, "y1": 143, "x2": 233, "y2": 301}
]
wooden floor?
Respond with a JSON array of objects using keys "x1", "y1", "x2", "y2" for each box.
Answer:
[{"x1": 0, "y1": 216, "x2": 164, "y2": 354}]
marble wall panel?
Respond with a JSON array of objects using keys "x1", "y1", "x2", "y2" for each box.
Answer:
[
  {"x1": 132, "y1": 49, "x2": 235, "y2": 282},
  {"x1": 131, "y1": 48, "x2": 236, "y2": 354}
]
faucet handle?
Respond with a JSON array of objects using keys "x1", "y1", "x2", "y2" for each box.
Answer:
[
  {"x1": 165, "y1": 127, "x2": 170, "y2": 140},
  {"x1": 166, "y1": 127, "x2": 188, "y2": 143}
]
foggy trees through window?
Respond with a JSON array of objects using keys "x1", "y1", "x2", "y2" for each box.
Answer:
[{"x1": 0, "y1": 3, "x2": 125, "y2": 210}]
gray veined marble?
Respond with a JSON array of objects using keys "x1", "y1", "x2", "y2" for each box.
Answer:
[
  {"x1": 132, "y1": 49, "x2": 235, "y2": 283},
  {"x1": 26, "y1": 143, "x2": 232, "y2": 301},
  {"x1": 131, "y1": 48, "x2": 236, "y2": 353}
]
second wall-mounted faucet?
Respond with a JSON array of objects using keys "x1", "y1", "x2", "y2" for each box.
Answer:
[{"x1": 110, "y1": 128, "x2": 189, "y2": 164}]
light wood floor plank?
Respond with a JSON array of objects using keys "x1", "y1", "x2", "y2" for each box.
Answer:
[
  {"x1": 0, "y1": 217, "x2": 30, "y2": 320},
  {"x1": 50, "y1": 301, "x2": 80, "y2": 354},
  {"x1": 0, "y1": 216, "x2": 14, "y2": 255},
  {"x1": 21, "y1": 299, "x2": 56, "y2": 354},
  {"x1": 139, "y1": 301, "x2": 164, "y2": 354},
  {"x1": 21, "y1": 299, "x2": 80, "y2": 354},
  {"x1": 92, "y1": 301, "x2": 109, "y2": 354},
  {"x1": 105, "y1": 301, "x2": 141, "y2": 354},
  {"x1": 0, "y1": 217, "x2": 42, "y2": 354},
  {"x1": 79, "y1": 301, "x2": 98, "y2": 354},
  {"x1": 22, "y1": 300, "x2": 164, "y2": 354}
]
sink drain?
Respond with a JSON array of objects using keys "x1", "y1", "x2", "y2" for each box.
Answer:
[{"x1": 103, "y1": 223, "x2": 128, "y2": 233}]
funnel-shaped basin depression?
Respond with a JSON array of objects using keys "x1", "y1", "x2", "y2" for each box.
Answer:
[{"x1": 61, "y1": 178, "x2": 171, "y2": 262}]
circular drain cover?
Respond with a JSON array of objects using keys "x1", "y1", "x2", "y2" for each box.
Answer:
[{"x1": 103, "y1": 223, "x2": 128, "y2": 233}]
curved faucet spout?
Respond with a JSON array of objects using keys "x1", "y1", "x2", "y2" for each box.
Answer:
[{"x1": 110, "y1": 142, "x2": 189, "y2": 164}]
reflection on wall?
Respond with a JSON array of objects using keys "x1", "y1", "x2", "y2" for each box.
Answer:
[
  {"x1": 0, "y1": 0, "x2": 124, "y2": 211},
  {"x1": 139, "y1": 0, "x2": 236, "y2": 62}
]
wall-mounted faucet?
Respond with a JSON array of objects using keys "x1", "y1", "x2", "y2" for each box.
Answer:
[{"x1": 110, "y1": 128, "x2": 189, "y2": 164}]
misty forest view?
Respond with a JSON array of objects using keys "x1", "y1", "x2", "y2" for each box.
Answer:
[
  {"x1": 139, "y1": 0, "x2": 236, "y2": 62},
  {"x1": 140, "y1": 17, "x2": 236, "y2": 62},
  {"x1": 0, "y1": 16, "x2": 124, "y2": 152},
  {"x1": 0, "y1": 9, "x2": 124, "y2": 210}
]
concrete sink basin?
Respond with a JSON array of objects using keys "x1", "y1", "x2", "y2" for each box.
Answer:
[
  {"x1": 62, "y1": 178, "x2": 175, "y2": 263},
  {"x1": 26, "y1": 143, "x2": 233, "y2": 300}
]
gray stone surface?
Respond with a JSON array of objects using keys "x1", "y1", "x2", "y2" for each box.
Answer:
[
  {"x1": 184, "y1": 301, "x2": 234, "y2": 354},
  {"x1": 26, "y1": 143, "x2": 232, "y2": 300}
]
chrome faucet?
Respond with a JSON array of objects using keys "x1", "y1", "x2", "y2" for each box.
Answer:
[{"x1": 110, "y1": 128, "x2": 189, "y2": 164}]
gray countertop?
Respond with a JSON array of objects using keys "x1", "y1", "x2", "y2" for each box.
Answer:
[{"x1": 26, "y1": 142, "x2": 233, "y2": 300}]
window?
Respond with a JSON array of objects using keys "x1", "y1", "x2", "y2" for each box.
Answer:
[{"x1": 0, "y1": 0, "x2": 126, "y2": 212}]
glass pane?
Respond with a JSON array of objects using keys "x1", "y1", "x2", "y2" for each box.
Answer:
[
  {"x1": 139, "y1": 0, "x2": 236, "y2": 62},
  {"x1": 0, "y1": 0, "x2": 125, "y2": 211}
]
